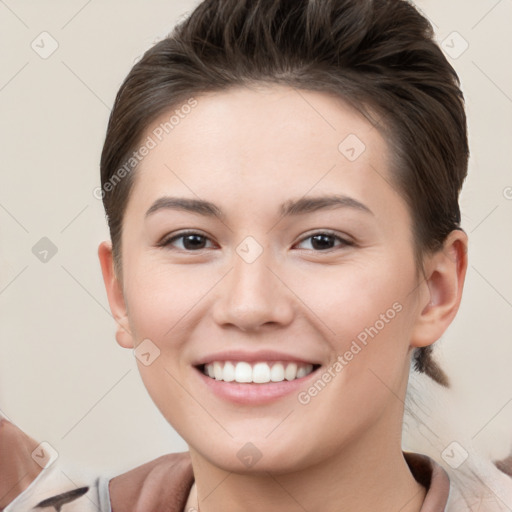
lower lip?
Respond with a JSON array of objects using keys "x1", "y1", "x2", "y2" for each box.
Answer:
[{"x1": 194, "y1": 366, "x2": 320, "y2": 405}]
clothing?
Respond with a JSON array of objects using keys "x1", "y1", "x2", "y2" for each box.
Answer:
[
  {"x1": 109, "y1": 451, "x2": 451, "y2": 511},
  {"x1": 3, "y1": 458, "x2": 111, "y2": 512},
  {"x1": 5, "y1": 450, "x2": 450, "y2": 512},
  {"x1": 404, "y1": 452, "x2": 450, "y2": 511}
]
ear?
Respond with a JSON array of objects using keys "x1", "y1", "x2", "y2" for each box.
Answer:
[
  {"x1": 98, "y1": 241, "x2": 134, "y2": 349},
  {"x1": 410, "y1": 229, "x2": 468, "y2": 348}
]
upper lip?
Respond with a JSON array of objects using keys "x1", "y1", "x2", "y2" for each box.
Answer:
[{"x1": 192, "y1": 350, "x2": 322, "y2": 367}]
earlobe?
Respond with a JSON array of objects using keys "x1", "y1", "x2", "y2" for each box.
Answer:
[
  {"x1": 98, "y1": 241, "x2": 134, "y2": 349},
  {"x1": 410, "y1": 230, "x2": 468, "y2": 348}
]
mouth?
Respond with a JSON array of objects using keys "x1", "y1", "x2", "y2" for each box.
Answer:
[
  {"x1": 192, "y1": 350, "x2": 323, "y2": 404},
  {"x1": 197, "y1": 361, "x2": 321, "y2": 384}
]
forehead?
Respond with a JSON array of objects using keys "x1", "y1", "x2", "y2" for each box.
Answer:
[
  {"x1": 130, "y1": 85, "x2": 402, "y2": 218},
  {"x1": 148, "y1": 85, "x2": 385, "y2": 161}
]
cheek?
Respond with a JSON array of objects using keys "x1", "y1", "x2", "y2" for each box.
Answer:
[
  {"x1": 289, "y1": 255, "x2": 418, "y2": 393},
  {"x1": 124, "y1": 263, "x2": 217, "y2": 343},
  {"x1": 291, "y1": 256, "x2": 414, "y2": 339}
]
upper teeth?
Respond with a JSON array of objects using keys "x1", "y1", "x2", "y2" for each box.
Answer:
[{"x1": 203, "y1": 361, "x2": 314, "y2": 383}]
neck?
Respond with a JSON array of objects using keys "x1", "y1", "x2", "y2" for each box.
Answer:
[{"x1": 187, "y1": 426, "x2": 426, "y2": 512}]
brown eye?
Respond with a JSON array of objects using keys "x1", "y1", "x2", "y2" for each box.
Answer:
[
  {"x1": 295, "y1": 232, "x2": 353, "y2": 251},
  {"x1": 163, "y1": 232, "x2": 214, "y2": 251}
]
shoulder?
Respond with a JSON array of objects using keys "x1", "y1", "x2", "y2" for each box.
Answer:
[{"x1": 109, "y1": 452, "x2": 194, "y2": 512}]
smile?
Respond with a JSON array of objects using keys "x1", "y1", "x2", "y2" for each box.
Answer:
[{"x1": 201, "y1": 361, "x2": 318, "y2": 383}]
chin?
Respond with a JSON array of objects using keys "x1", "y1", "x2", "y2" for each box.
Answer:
[{"x1": 190, "y1": 435, "x2": 325, "y2": 475}]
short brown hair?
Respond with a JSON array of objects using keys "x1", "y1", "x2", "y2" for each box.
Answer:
[{"x1": 100, "y1": 0, "x2": 469, "y2": 386}]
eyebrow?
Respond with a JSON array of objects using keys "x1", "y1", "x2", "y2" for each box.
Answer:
[{"x1": 145, "y1": 194, "x2": 373, "y2": 219}]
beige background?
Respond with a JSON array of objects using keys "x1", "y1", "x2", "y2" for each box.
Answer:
[{"x1": 0, "y1": 0, "x2": 511, "y2": 476}]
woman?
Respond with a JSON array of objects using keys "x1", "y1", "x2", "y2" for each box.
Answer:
[{"x1": 2, "y1": 0, "x2": 511, "y2": 510}]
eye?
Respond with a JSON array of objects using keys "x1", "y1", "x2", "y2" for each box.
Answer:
[
  {"x1": 161, "y1": 231, "x2": 215, "y2": 251},
  {"x1": 294, "y1": 231, "x2": 353, "y2": 251},
  {"x1": 159, "y1": 230, "x2": 352, "y2": 252}
]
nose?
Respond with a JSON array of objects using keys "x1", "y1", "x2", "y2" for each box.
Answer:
[{"x1": 211, "y1": 247, "x2": 294, "y2": 332}]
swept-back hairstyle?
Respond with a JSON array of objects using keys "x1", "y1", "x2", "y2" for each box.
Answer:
[{"x1": 100, "y1": 0, "x2": 469, "y2": 386}]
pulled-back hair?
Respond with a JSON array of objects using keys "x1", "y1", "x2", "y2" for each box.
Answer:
[{"x1": 100, "y1": 0, "x2": 469, "y2": 386}]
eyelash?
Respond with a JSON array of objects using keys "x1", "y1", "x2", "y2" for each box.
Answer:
[{"x1": 159, "y1": 230, "x2": 354, "y2": 252}]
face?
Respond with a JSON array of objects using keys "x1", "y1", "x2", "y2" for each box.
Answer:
[{"x1": 103, "y1": 85, "x2": 431, "y2": 473}]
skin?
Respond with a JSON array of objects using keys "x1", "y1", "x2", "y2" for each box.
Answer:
[{"x1": 99, "y1": 85, "x2": 468, "y2": 512}]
